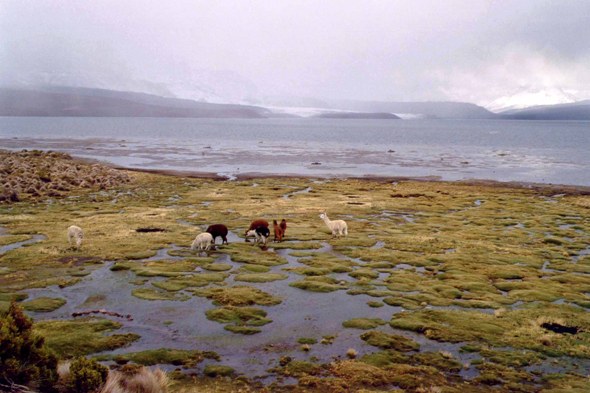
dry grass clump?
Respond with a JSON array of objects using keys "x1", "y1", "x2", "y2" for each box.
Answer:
[
  {"x1": 301, "y1": 344, "x2": 311, "y2": 352},
  {"x1": 539, "y1": 334, "x2": 556, "y2": 346},
  {"x1": 494, "y1": 308, "x2": 506, "y2": 318},
  {"x1": 0, "y1": 149, "x2": 131, "y2": 203},
  {"x1": 57, "y1": 362, "x2": 169, "y2": 393},
  {"x1": 102, "y1": 367, "x2": 168, "y2": 393},
  {"x1": 439, "y1": 350, "x2": 453, "y2": 359},
  {"x1": 346, "y1": 349, "x2": 358, "y2": 359},
  {"x1": 570, "y1": 196, "x2": 590, "y2": 209},
  {"x1": 416, "y1": 387, "x2": 442, "y2": 393}
]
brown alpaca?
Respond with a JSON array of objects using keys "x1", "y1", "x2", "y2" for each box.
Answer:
[
  {"x1": 280, "y1": 219, "x2": 287, "y2": 236},
  {"x1": 273, "y1": 220, "x2": 284, "y2": 242},
  {"x1": 245, "y1": 219, "x2": 269, "y2": 237}
]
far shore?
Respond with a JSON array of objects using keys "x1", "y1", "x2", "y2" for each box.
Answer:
[{"x1": 112, "y1": 164, "x2": 590, "y2": 196}]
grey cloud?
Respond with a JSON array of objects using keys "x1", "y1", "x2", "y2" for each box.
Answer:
[{"x1": 2, "y1": 0, "x2": 589, "y2": 104}]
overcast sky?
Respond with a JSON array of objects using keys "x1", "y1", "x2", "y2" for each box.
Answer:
[{"x1": 2, "y1": 0, "x2": 590, "y2": 104}]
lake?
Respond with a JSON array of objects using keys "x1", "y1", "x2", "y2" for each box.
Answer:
[{"x1": 1, "y1": 117, "x2": 589, "y2": 186}]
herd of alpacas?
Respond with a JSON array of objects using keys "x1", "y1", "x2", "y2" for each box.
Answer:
[{"x1": 67, "y1": 212, "x2": 348, "y2": 251}]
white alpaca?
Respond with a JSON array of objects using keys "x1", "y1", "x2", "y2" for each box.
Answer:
[
  {"x1": 319, "y1": 212, "x2": 348, "y2": 238},
  {"x1": 67, "y1": 225, "x2": 84, "y2": 249},
  {"x1": 191, "y1": 232, "x2": 213, "y2": 251}
]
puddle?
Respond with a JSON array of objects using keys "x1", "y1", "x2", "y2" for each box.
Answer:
[
  {"x1": 201, "y1": 202, "x2": 214, "y2": 207},
  {"x1": 371, "y1": 240, "x2": 386, "y2": 250},
  {"x1": 541, "y1": 261, "x2": 554, "y2": 273},
  {"x1": 282, "y1": 187, "x2": 312, "y2": 200},
  {"x1": 571, "y1": 246, "x2": 590, "y2": 263},
  {"x1": 0, "y1": 228, "x2": 47, "y2": 254}
]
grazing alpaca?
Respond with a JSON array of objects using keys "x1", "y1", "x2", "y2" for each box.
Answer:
[
  {"x1": 191, "y1": 232, "x2": 213, "y2": 251},
  {"x1": 280, "y1": 219, "x2": 287, "y2": 236},
  {"x1": 319, "y1": 212, "x2": 348, "y2": 238},
  {"x1": 273, "y1": 220, "x2": 284, "y2": 242},
  {"x1": 245, "y1": 219, "x2": 269, "y2": 239},
  {"x1": 67, "y1": 225, "x2": 84, "y2": 249},
  {"x1": 206, "y1": 224, "x2": 228, "y2": 245},
  {"x1": 247, "y1": 226, "x2": 270, "y2": 245}
]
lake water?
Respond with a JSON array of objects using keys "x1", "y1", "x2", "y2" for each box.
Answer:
[{"x1": 1, "y1": 117, "x2": 589, "y2": 186}]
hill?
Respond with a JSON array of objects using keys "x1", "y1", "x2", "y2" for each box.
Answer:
[
  {"x1": 0, "y1": 87, "x2": 269, "y2": 118},
  {"x1": 324, "y1": 99, "x2": 496, "y2": 119},
  {"x1": 500, "y1": 100, "x2": 590, "y2": 120},
  {"x1": 313, "y1": 112, "x2": 401, "y2": 119}
]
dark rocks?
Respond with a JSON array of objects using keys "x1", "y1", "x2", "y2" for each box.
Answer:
[{"x1": 72, "y1": 309, "x2": 133, "y2": 320}]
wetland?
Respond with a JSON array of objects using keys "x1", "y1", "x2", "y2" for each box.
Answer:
[{"x1": 2, "y1": 150, "x2": 590, "y2": 392}]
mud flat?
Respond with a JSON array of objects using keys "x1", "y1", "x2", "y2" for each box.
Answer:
[{"x1": 2, "y1": 152, "x2": 590, "y2": 392}]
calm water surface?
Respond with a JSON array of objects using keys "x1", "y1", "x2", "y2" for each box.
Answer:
[{"x1": 1, "y1": 117, "x2": 589, "y2": 185}]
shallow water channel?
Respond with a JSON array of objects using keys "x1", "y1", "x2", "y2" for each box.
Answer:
[{"x1": 13, "y1": 225, "x2": 488, "y2": 380}]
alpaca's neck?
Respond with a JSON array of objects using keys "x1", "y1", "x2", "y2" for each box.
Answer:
[{"x1": 322, "y1": 215, "x2": 331, "y2": 224}]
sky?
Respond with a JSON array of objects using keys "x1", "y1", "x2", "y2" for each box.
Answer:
[{"x1": 1, "y1": 0, "x2": 590, "y2": 105}]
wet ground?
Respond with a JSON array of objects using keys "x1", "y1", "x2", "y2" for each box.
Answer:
[{"x1": 3, "y1": 168, "x2": 590, "y2": 391}]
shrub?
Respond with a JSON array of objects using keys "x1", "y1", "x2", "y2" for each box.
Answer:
[
  {"x1": 0, "y1": 301, "x2": 58, "y2": 391},
  {"x1": 65, "y1": 357, "x2": 108, "y2": 393}
]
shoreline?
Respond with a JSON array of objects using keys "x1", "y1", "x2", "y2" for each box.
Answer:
[{"x1": 113, "y1": 164, "x2": 590, "y2": 196}]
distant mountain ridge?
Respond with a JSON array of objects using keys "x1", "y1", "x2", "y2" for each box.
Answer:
[
  {"x1": 500, "y1": 100, "x2": 590, "y2": 120},
  {"x1": 0, "y1": 87, "x2": 269, "y2": 118},
  {"x1": 314, "y1": 112, "x2": 401, "y2": 119},
  {"x1": 323, "y1": 99, "x2": 496, "y2": 119}
]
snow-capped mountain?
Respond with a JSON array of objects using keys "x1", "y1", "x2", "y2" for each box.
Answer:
[
  {"x1": 486, "y1": 86, "x2": 579, "y2": 113},
  {"x1": 157, "y1": 69, "x2": 261, "y2": 104}
]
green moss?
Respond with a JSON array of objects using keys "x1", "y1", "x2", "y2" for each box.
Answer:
[
  {"x1": 360, "y1": 350, "x2": 410, "y2": 369},
  {"x1": 277, "y1": 360, "x2": 321, "y2": 377},
  {"x1": 131, "y1": 288, "x2": 190, "y2": 301},
  {"x1": 201, "y1": 263, "x2": 233, "y2": 271},
  {"x1": 412, "y1": 351, "x2": 463, "y2": 372},
  {"x1": 110, "y1": 261, "x2": 135, "y2": 271},
  {"x1": 151, "y1": 281, "x2": 189, "y2": 291},
  {"x1": 367, "y1": 301, "x2": 384, "y2": 308},
  {"x1": 289, "y1": 276, "x2": 347, "y2": 293},
  {"x1": 360, "y1": 331, "x2": 420, "y2": 351},
  {"x1": 297, "y1": 337, "x2": 318, "y2": 345},
  {"x1": 203, "y1": 365, "x2": 235, "y2": 377},
  {"x1": 0, "y1": 234, "x2": 31, "y2": 246},
  {"x1": 223, "y1": 243, "x2": 288, "y2": 266},
  {"x1": 342, "y1": 318, "x2": 387, "y2": 330},
  {"x1": 206, "y1": 306, "x2": 272, "y2": 326},
  {"x1": 96, "y1": 349, "x2": 205, "y2": 367},
  {"x1": 191, "y1": 285, "x2": 282, "y2": 306},
  {"x1": 234, "y1": 273, "x2": 288, "y2": 283},
  {"x1": 224, "y1": 325, "x2": 261, "y2": 335},
  {"x1": 22, "y1": 297, "x2": 66, "y2": 312},
  {"x1": 349, "y1": 268, "x2": 379, "y2": 280},
  {"x1": 480, "y1": 348, "x2": 544, "y2": 368},
  {"x1": 241, "y1": 264, "x2": 271, "y2": 273},
  {"x1": 124, "y1": 251, "x2": 157, "y2": 260},
  {"x1": 34, "y1": 317, "x2": 140, "y2": 356},
  {"x1": 0, "y1": 292, "x2": 28, "y2": 302},
  {"x1": 271, "y1": 242, "x2": 323, "y2": 250}
]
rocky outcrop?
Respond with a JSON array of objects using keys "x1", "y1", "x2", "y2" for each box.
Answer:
[{"x1": 0, "y1": 149, "x2": 131, "y2": 203}]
